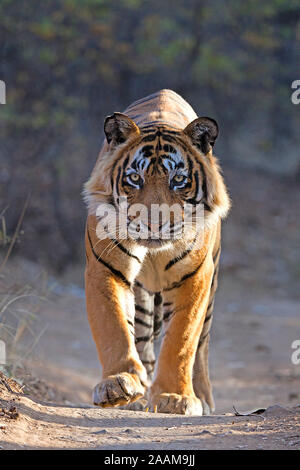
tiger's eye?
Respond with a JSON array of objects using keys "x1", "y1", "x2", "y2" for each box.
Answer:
[
  {"x1": 130, "y1": 173, "x2": 140, "y2": 182},
  {"x1": 173, "y1": 174, "x2": 185, "y2": 183},
  {"x1": 128, "y1": 173, "x2": 142, "y2": 186}
]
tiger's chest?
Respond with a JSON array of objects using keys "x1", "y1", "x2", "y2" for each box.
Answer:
[{"x1": 135, "y1": 242, "x2": 203, "y2": 293}]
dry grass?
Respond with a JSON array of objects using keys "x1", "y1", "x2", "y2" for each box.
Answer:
[{"x1": 0, "y1": 205, "x2": 49, "y2": 378}]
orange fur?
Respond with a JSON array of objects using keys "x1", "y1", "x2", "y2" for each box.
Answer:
[{"x1": 84, "y1": 90, "x2": 230, "y2": 415}]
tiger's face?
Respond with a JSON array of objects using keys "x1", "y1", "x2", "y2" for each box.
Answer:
[
  {"x1": 91, "y1": 112, "x2": 225, "y2": 249},
  {"x1": 112, "y1": 131, "x2": 206, "y2": 248}
]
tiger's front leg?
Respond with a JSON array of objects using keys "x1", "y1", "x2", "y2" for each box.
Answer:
[
  {"x1": 149, "y1": 254, "x2": 214, "y2": 416},
  {"x1": 85, "y1": 223, "x2": 148, "y2": 408}
]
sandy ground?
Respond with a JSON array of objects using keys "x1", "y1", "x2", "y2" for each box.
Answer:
[
  {"x1": 0, "y1": 272, "x2": 299, "y2": 450},
  {"x1": 0, "y1": 380, "x2": 299, "y2": 450},
  {"x1": 21, "y1": 282, "x2": 300, "y2": 414},
  {"x1": 0, "y1": 169, "x2": 300, "y2": 450}
]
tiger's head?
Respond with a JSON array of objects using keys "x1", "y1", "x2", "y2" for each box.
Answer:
[{"x1": 84, "y1": 113, "x2": 230, "y2": 249}]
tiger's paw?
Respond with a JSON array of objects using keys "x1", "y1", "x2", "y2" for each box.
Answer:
[
  {"x1": 200, "y1": 399, "x2": 213, "y2": 416},
  {"x1": 149, "y1": 392, "x2": 203, "y2": 416},
  {"x1": 119, "y1": 397, "x2": 148, "y2": 411},
  {"x1": 197, "y1": 394, "x2": 215, "y2": 415},
  {"x1": 93, "y1": 372, "x2": 145, "y2": 408}
]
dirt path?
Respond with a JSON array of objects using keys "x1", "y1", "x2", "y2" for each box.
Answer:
[
  {"x1": 25, "y1": 275, "x2": 300, "y2": 414},
  {"x1": 1, "y1": 266, "x2": 300, "y2": 450},
  {"x1": 0, "y1": 380, "x2": 299, "y2": 450}
]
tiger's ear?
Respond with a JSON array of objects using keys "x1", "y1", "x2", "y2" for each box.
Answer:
[
  {"x1": 183, "y1": 117, "x2": 219, "y2": 154},
  {"x1": 104, "y1": 112, "x2": 140, "y2": 148}
]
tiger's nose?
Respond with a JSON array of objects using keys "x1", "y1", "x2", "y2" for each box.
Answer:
[
  {"x1": 148, "y1": 222, "x2": 159, "y2": 233},
  {"x1": 147, "y1": 221, "x2": 167, "y2": 233}
]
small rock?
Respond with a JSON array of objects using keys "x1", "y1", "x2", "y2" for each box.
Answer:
[
  {"x1": 289, "y1": 393, "x2": 299, "y2": 400},
  {"x1": 92, "y1": 429, "x2": 108, "y2": 435},
  {"x1": 262, "y1": 405, "x2": 292, "y2": 417},
  {"x1": 195, "y1": 430, "x2": 214, "y2": 436}
]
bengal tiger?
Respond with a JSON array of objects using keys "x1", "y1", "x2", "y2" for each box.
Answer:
[{"x1": 83, "y1": 89, "x2": 230, "y2": 416}]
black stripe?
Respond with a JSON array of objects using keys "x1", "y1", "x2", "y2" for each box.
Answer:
[
  {"x1": 141, "y1": 144, "x2": 154, "y2": 157},
  {"x1": 141, "y1": 134, "x2": 157, "y2": 142},
  {"x1": 164, "y1": 237, "x2": 196, "y2": 271},
  {"x1": 141, "y1": 127, "x2": 157, "y2": 133},
  {"x1": 162, "y1": 129, "x2": 181, "y2": 135},
  {"x1": 122, "y1": 154, "x2": 130, "y2": 170},
  {"x1": 134, "y1": 280, "x2": 144, "y2": 289},
  {"x1": 161, "y1": 134, "x2": 176, "y2": 143},
  {"x1": 183, "y1": 155, "x2": 196, "y2": 204},
  {"x1": 87, "y1": 228, "x2": 131, "y2": 288},
  {"x1": 187, "y1": 155, "x2": 194, "y2": 174},
  {"x1": 184, "y1": 158, "x2": 199, "y2": 206},
  {"x1": 204, "y1": 312, "x2": 213, "y2": 323},
  {"x1": 121, "y1": 155, "x2": 130, "y2": 188},
  {"x1": 168, "y1": 136, "x2": 188, "y2": 152},
  {"x1": 135, "y1": 335, "x2": 153, "y2": 344},
  {"x1": 154, "y1": 292, "x2": 163, "y2": 306},
  {"x1": 134, "y1": 281, "x2": 154, "y2": 295},
  {"x1": 198, "y1": 160, "x2": 208, "y2": 202},
  {"x1": 163, "y1": 144, "x2": 176, "y2": 153},
  {"x1": 140, "y1": 125, "x2": 181, "y2": 134},
  {"x1": 194, "y1": 170, "x2": 199, "y2": 201},
  {"x1": 135, "y1": 317, "x2": 152, "y2": 328},
  {"x1": 115, "y1": 166, "x2": 122, "y2": 197},
  {"x1": 213, "y1": 246, "x2": 221, "y2": 264},
  {"x1": 141, "y1": 121, "x2": 163, "y2": 128},
  {"x1": 154, "y1": 319, "x2": 162, "y2": 335},
  {"x1": 163, "y1": 256, "x2": 206, "y2": 291},
  {"x1": 111, "y1": 239, "x2": 142, "y2": 263},
  {"x1": 135, "y1": 304, "x2": 153, "y2": 316},
  {"x1": 203, "y1": 202, "x2": 212, "y2": 212},
  {"x1": 110, "y1": 158, "x2": 119, "y2": 191},
  {"x1": 163, "y1": 310, "x2": 173, "y2": 321}
]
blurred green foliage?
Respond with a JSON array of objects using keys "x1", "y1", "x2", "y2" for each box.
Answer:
[
  {"x1": 0, "y1": 0, "x2": 299, "y2": 269},
  {"x1": 1, "y1": 0, "x2": 299, "y2": 132}
]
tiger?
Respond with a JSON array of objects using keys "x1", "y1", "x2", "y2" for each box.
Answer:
[{"x1": 83, "y1": 89, "x2": 230, "y2": 416}]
